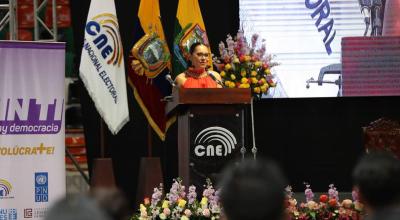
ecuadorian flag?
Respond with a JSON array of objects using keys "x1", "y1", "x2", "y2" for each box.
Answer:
[
  {"x1": 172, "y1": 0, "x2": 212, "y2": 76},
  {"x1": 127, "y1": 0, "x2": 175, "y2": 140}
]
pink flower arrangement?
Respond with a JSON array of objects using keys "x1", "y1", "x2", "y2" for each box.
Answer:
[
  {"x1": 213, "y1": 30, "x2": 279, "y2": 100},
  {"x1": 133, "y1": 178, "x2": 221, "y2": 220},
  {"x1": 134, "y1": 178, "x2": 365, "y2": 220},
  {"x1": 285, "y1": 184, "x2": 365, "y2": 220}
]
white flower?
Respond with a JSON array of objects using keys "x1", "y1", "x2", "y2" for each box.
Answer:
[
  {"x1": 341, "y1": 199, "x2": 353, "y2": 208},
  {"x1": 184, "y1": 209, "x2": 192, "y2": 217},
  {"x1": 159, "y1": 213, "x2": 166, "y2": 220},
  {"x1": 202, "y1": 208, "x2": 211, "y2": 217},
  {"x1": 306, "y1": 201, "x2": 318, "y2": 210},
  {"x1": 152, "y1": 208, "x2": 160, "y2": 217},
  {"x1": 211, "y1": 204, "x2": 220, "y2": 213},
  {"x1": 163, "y1": 208, "x2": 171, "y2": 216},
  {"x1": 289, "y1": 198, "x2": 297, "y2": 206}
]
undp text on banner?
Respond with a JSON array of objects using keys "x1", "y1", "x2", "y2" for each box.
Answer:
[
  {"x1": 79, "y1": 0, "x2": 129, "y2": 134},
  {"x1": 127, "y1": 0, "x2": 175, "y2": 140}
]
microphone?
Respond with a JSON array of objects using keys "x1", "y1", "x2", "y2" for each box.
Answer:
[
  {"x1": 165, "y1": 74, "x2": 176, "y2": 87},
  {"x1": 208, "y1": 72, "x2": 225, "y2": 88},
  {"x1": 371, "y1": 0, "x2": 383, "y2": 36},
  {"x1": 358, "y1": 0, "x2": 372, "y2": 36},
  {"x1": 161, "y1": 74, "x2": 175, "y2": 102}
]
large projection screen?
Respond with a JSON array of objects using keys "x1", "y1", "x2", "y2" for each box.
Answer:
[{"x1": 240, "y1": 0, "x2": 366, "y2": 97}]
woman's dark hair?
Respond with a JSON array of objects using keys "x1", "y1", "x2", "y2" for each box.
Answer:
[
  {"x1": 189, "y1": 42, "x2": 204, "y2": 55},
  {"x1": 352, "y1": 151, "x2": 400, "y2": 208}
]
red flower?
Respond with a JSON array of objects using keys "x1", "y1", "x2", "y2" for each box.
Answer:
[
  {"x1": 223, "y1": 56, "x2": 231, "y2": 63},
  {"x1": 239, "y1": 55, "x2": 246, "y2": 63},
  {"x1": 144, "y1": 197, "x2": 150, "y2": 205},
  {"x1": 329, "y1": 198, "x2": 337, "y2": 207},
  {"x1": 319, "y1": 194, "x2": 328, "y2": 203},
  {"x1": 215, "y1": 63, "x2": 225, "y2": 71}
]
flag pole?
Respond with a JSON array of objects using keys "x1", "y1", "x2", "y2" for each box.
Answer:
[
  {"x1": 100, "y1": 119, "x2": 106, "y2": 158},
  {"x1": 90, "y1": 118, "x2": 116, "y2": 188},
  {"x1": 147, "y1": 123, "x2": 153, "y2": 157},
  {"x1": 136, "y1": 121, "x2": 163, "y2": 207}
]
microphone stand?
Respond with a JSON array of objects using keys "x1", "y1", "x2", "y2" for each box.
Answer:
[
  {"x1": 359, "y1": 0, "x2": 372, "y2": 36},
  {"x1": 208, "y1": 72, "x2": 225, "y2": 88},
  {"x1": 371, "y1": 0, "x2": 383, "y2": 36},
  {"x1": 240, "y1": 95, "x2": 258, "y2": 160},
  {"x1": 363, "y1": 17, "x2": 370, "y2": 36},
  {"x1": 250, "y1": 96, "x2": 257, "y2": 160}
]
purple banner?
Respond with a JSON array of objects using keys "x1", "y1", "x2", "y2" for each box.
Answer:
[
  {"x1": 0, "y1": 41, "x2": 66, "y2": 219},
  {"x1": 0, "y1": 41, "x2": 65, "y2": 135}
]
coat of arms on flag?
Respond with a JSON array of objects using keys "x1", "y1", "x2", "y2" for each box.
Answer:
[
  {"x1": 173, "y1": 23, "x2": 210, "y2": 71},
  {"x1": 131, "y1": 32, "x2": 171, "y2": 79},
  {"x1": 172, "y1": 0, "x2": 212, "y2": 76}
]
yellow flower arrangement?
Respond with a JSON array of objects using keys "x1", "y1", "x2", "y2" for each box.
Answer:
[{"x1": 213, "y1": 31, "x2": 279, "y2": 100}]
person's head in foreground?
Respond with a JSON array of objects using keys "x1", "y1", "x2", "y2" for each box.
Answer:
[
  {"x1": 352, "y1": 150, "x2": 400, "y2": 213},
  {"x1": 219, "y1": 158, "x2": 288, "y2": 220},
  {"x1": 45, "y1": 195, "x2": 111, "y2": 220},
  {"x1": 90, "y1": 187, "x2": 131, "y2": 220}
]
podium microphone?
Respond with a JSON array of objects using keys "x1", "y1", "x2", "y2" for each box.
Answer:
[
  {"x1": 208, "y1": 72, "x2": 225, "y2": 88},
  {"x1": 165, "y1": 74, "x2": 176, "y2": 87},
  {"x1": 359, "y1": 0, "x2": 372, "y2": 36},
  {"x1": 161, "y1": 74, "x2": 176, "y2": 102}
]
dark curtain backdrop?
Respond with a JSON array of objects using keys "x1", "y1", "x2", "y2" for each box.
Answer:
[
  {"x1": 70, "y1": 0, "x2": 400, "y2": 208},
  {"x1": 70, "y1": 0, "x2": 239, "y2": 207}
]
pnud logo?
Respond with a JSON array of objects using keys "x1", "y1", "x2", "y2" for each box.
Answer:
[
  {"x1": 0, "y1": 179, "x2": 12, "y2": 198},
  {"x1": 35, "y1": 172, "x2": 48, "y2": 203},
  {"x1": 194, "y1": 126, "x2": 237, "y2": 157}
]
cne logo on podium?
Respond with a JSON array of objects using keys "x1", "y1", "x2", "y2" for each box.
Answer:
[{"x1": 194, "y1": 126, "x2": 237, "y2": 157}]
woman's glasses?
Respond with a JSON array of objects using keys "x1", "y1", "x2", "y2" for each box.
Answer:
[{"x1": 195, "y1": 53, "x2": 209, "y2": 58}]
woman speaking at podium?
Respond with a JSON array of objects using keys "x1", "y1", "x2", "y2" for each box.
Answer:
[{"x1": 175, "y1": 42, "x2": 223, "y2": 88}]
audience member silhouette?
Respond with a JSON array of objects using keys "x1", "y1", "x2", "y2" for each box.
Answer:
[
  {"x1": 218, "y1": 158, "x2": 288, "y2": 220},
  {"x1": 90, "y1": 187, "x2": 131, "y2": 220},
  {"x1": 44, "y1": 195, "x2": 111, "y2": 220},
  {"x1": 352, "y1": 151, "x2": 400, "y2": 220}
]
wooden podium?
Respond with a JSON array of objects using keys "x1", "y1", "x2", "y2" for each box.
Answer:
[{"x1": 166, "y1": 88, "x2": 251, "y2": 187}]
